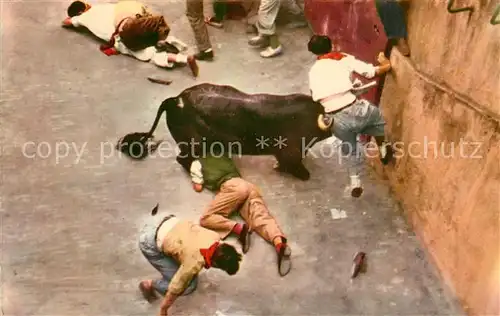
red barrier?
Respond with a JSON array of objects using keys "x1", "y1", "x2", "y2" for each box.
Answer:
[{"x1": 304, "y1": 0, "x2": 388, "y2": 105}]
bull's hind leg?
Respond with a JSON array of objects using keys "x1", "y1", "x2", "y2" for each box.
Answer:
[{"x1": 274, "y1": 148, "x2": 310, "y2": 181}]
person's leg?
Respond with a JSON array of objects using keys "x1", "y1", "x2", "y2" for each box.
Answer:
[
  {"x1": 375, "y1": 0, "x2": 410, "y2": 56},
  {"x1": 205, "y1": 0, "x2": 226, "y2": 28},
  {"x1": 332, "y1": 106, "x2": 364, "y2": 198},
  {"x1": 137, "y1": 220, "x2": 198, "y2": 301},
  {"x1": 250, "y1": 0, "x2": 283, "y2": 57},
  {"x1": 358, "y1": 100, "x2": 393, "y2": 165},
  {"x1": 243, "y1": 0, "x2": 260, "y2": 34},
  {"x1": 282, "y1": 0, "x2": 308, "y2": 29},
  {"x1": 150, "y1": 52, "x2": 199, "y2": 77},
  {"x1": 238, "y1": 180, "x2": 292, "y2": 276},
  {"x1": 186, "y1": 0, "x2": 214, "y2": 60},
  {"x1": 199, "y1": 178, "x2": 252, "y2": 252}
]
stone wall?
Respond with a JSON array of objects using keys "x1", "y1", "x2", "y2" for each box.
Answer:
[{"x1": 372, "y1": 0, "x2": 500, "y2": 314}]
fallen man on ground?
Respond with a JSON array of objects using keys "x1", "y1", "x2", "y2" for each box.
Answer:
[
  {"x1": 62, "y1": 0, "x2": 199, "y2": 77},
  {"x1": 138, "y1": 209, "x2": 242, "y2": 316},
  {"x1": 190, "y1": 154, "x2": 292, "y2": 276}
]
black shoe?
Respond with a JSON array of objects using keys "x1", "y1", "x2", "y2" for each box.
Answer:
[
  {"x1": 379, "y1": 143, "x2": 394, "y2": 165},
  {"x1": 238, "y1": 224, "x2": 251, "y2": 253},
  {"x1": 277, "y1": 244, "x2": 292, "y2": 276},
  {"x1": 194, "y1": 49, "x2": 214, "y2": 61}
]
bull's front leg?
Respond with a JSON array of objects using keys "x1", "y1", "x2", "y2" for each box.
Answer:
[{"x1": 274, "y1": 147, "x2": 310, "y2": 181}]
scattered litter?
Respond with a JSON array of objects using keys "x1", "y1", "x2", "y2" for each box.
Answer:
[
  {"x1": 351, "y1": 251, "x2": 366, "y2": 279},
  {"x1": 147, "y1": 77, "x2": 172, "y2": 85},
  {"x1": 330, "y1": 208, "x2": 347, "y2": 220},
  {"x1": 215, "y1": 311, "x2": 228, "y2": 316}
]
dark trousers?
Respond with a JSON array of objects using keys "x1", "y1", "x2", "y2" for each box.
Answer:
[
  {"x1": 375, "y1": 0, "x2": 408, "y2": 39},
  {"x1": 213, "y1": 0, "x2": 228, "y2": 21}
]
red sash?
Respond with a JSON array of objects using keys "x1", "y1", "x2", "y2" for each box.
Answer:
[
  {"x1": 99, "y1": 18, "x2": 129, "y2": 56},
  {"x1": 317, "y1": 51, "x2": 347, "y2": 60}
]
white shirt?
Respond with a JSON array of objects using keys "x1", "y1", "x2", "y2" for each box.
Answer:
[
  {"x1": 70, "y1": 4, "x2": 117, "y2": 41},
  {"x1": 156, "y1": 217, "x2": 180, "y2": 249},
  {"x1": 309, "y1": 54, "x2": 377, "y2": 113}
]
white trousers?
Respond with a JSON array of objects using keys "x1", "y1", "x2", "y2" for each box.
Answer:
[{"x1": 114, "y1": 35, "x2": 189, "y2": 68}]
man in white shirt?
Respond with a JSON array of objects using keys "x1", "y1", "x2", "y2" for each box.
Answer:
[
  {"x1": 308, "y1": 35, "x2": 393, "y2": 198},
  {"x1": 62, "y1": 0, "x2": 199, "y2": 77}
]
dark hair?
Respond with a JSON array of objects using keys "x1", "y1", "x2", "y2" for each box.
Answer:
[
  {"x1": 212, "y1": 243, "x2": 242, "y2": 275},
  {"x1": 67, "y1": 1, "x2": 87, "y2": 17},
  {"x1": 308, "y1": 35, "x2": 332, "y2": 56}
]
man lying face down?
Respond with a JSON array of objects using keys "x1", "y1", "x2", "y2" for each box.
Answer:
[
  {"x1": 138, "y1": 209, "x2": 242, "y2": 316},
  {"x1": 190, "y1": 153, "x2": 293, "y2": 277},
  {"x1": 62, "y1": 0, "x2": 199, "y2": 77}
]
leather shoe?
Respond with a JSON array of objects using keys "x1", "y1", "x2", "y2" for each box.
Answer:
[{"x1": 238, "y1": 224, "x2": 251, "y2": 253}]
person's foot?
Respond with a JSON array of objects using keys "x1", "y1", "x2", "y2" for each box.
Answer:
[
  {"x1": 187, "y1": 55, "x2": 199, "y2": 77},
  {"x1": 245, "y1": 24, "x2": 258, "y2": 34},
  {"x1": 349, "y1": 175, "x2": 363, "y2": 198},
  {"x1": 277, "y1": 244, "x2": 292, "y2": 276},
  {"x1": 260, "y1": 45, "x2": 283, "y2": 58},
  {"x1": 397, "y1": 38, "x2": 410, "y2": 56},
  {"x1": 139, "y1": 280, "x2": 157, "y2": 303},
  {"x1": 248, "y1": 35, "x2": 269, "y2": 48},
  {"x1": 194, "y1": 49, "x2": 214, "y2": 61},
  {"x1": 238, "y1": 224, "x2": 252, "y2": 253},
  {"x1": 205, "y1": 16, "x2": 223, "y2": 28}
]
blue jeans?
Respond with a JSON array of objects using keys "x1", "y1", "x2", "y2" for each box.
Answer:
[
  {"x1": 375, "y1": 0, "x2": 408, "y2": 39},
  {"x1": 138, "y1": 216, "x2": 198, "y2": 296},
  {"x1": 331, "y1": 99, "x2": 386, "y2": 175}
]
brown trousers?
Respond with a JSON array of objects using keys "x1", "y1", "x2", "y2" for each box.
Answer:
[
  {"x1": 186, "y1": 0, "x2": 212, "y2": 51},
  {"x1": 200, "y1": 177, "x2": 285, "y2": 244},
  {"x1": 241, "y1": 0, "x2": 260, "y2": 25}
]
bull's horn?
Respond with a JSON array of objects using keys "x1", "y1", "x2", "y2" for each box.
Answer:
[{"x1": 317, "y1": 114, "x2": 332, "y2": 131}]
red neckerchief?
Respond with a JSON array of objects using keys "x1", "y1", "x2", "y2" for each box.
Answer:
[
  {"x1": 200, "y1": 241, "x2": 219, "y2": 269},
  {"x1": 317, "y1": 51, "x2": 347, "y2": 60},
  {"x1": 99, "y1": 18, "x2": 129, "y2": 56}
]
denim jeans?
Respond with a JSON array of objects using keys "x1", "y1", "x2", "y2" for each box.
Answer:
[
  {"x1": 331, "y1": 98, "x2": 386, "y2": 176},
  {"x1": 138, "y1": 216, "x2": 198, "y2": 296},
  {"x1": 375, "y1": 0, "x2": 408, "y2": 39}
]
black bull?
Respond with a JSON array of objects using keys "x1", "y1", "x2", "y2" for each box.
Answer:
[{"x1": 117, "y1": 83, "x2": 331, "y2": 180}]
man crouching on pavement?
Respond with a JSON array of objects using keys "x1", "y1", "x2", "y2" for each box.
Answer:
[
  {"x1": 190, "y1": 154, "x2": 292, "y2": 276},
  {"x1": 138, "y1": 209, "x2": 242, "y2": 316}
]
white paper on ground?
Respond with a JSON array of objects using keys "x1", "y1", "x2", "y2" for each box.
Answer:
[{"x1": 330, "y1": 208, "x2": 347, "y2": 220}]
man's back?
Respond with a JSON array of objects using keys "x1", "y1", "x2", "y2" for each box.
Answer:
[
  {"x1": 162, "y1": 219, "x2": 220, "y2": 263},
  {"x1": 71, "y1": 3, "x2": 116, "y2": 41}
]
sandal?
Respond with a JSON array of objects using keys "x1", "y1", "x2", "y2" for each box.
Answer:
[{"x1": 205, "y1": 16, "x2": 223, "y2": 28}]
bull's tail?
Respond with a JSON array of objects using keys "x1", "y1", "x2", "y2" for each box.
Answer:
[{"x1": 116, "y1": 97, "x2": 178, "y2": 160}]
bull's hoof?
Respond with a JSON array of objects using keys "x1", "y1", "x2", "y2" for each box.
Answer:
[
  {"x1": 291, "y1": 168, "x2": 310, "y2": 181},
  {"x1": 176, "y1": 156, "x2": 191, "y2": 172}
]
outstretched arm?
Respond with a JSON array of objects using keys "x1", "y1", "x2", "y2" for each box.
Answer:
[{"x1": 348, "y1": 52, "x2": 392, "y2": 79}]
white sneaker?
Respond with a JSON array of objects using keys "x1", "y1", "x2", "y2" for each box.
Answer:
[{"x1": 260, "y1": 45, "x2": 283, "y2": 58}]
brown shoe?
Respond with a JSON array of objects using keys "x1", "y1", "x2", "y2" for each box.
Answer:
[
  {"x1": 238, "y1": 224, "x2": 252, "y2": 253},
  {"x1": 139, "y1": 280, "x2": 157, "y2": 303},
  {"x1": 397, "y1": 38, "x2": 410, "y2": 56},
  {"x1": 187, "y1": 55, "x2": 199, "y2": 77},
  {"x1": 277, "y1": 244, "x2": 292, "y2": 276}
]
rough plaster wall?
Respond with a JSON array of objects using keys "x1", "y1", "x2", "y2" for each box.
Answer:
[
  {"x1": 371, "y1": 49, "x2": 500, "y2": 315},
  {"x1": 407, "y1": 0, "x2": 500, "y2": 116}
]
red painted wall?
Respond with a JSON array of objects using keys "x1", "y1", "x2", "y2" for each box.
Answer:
[{"x1": 304, "y1": 0, "x2": 388, "y2": 104}]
